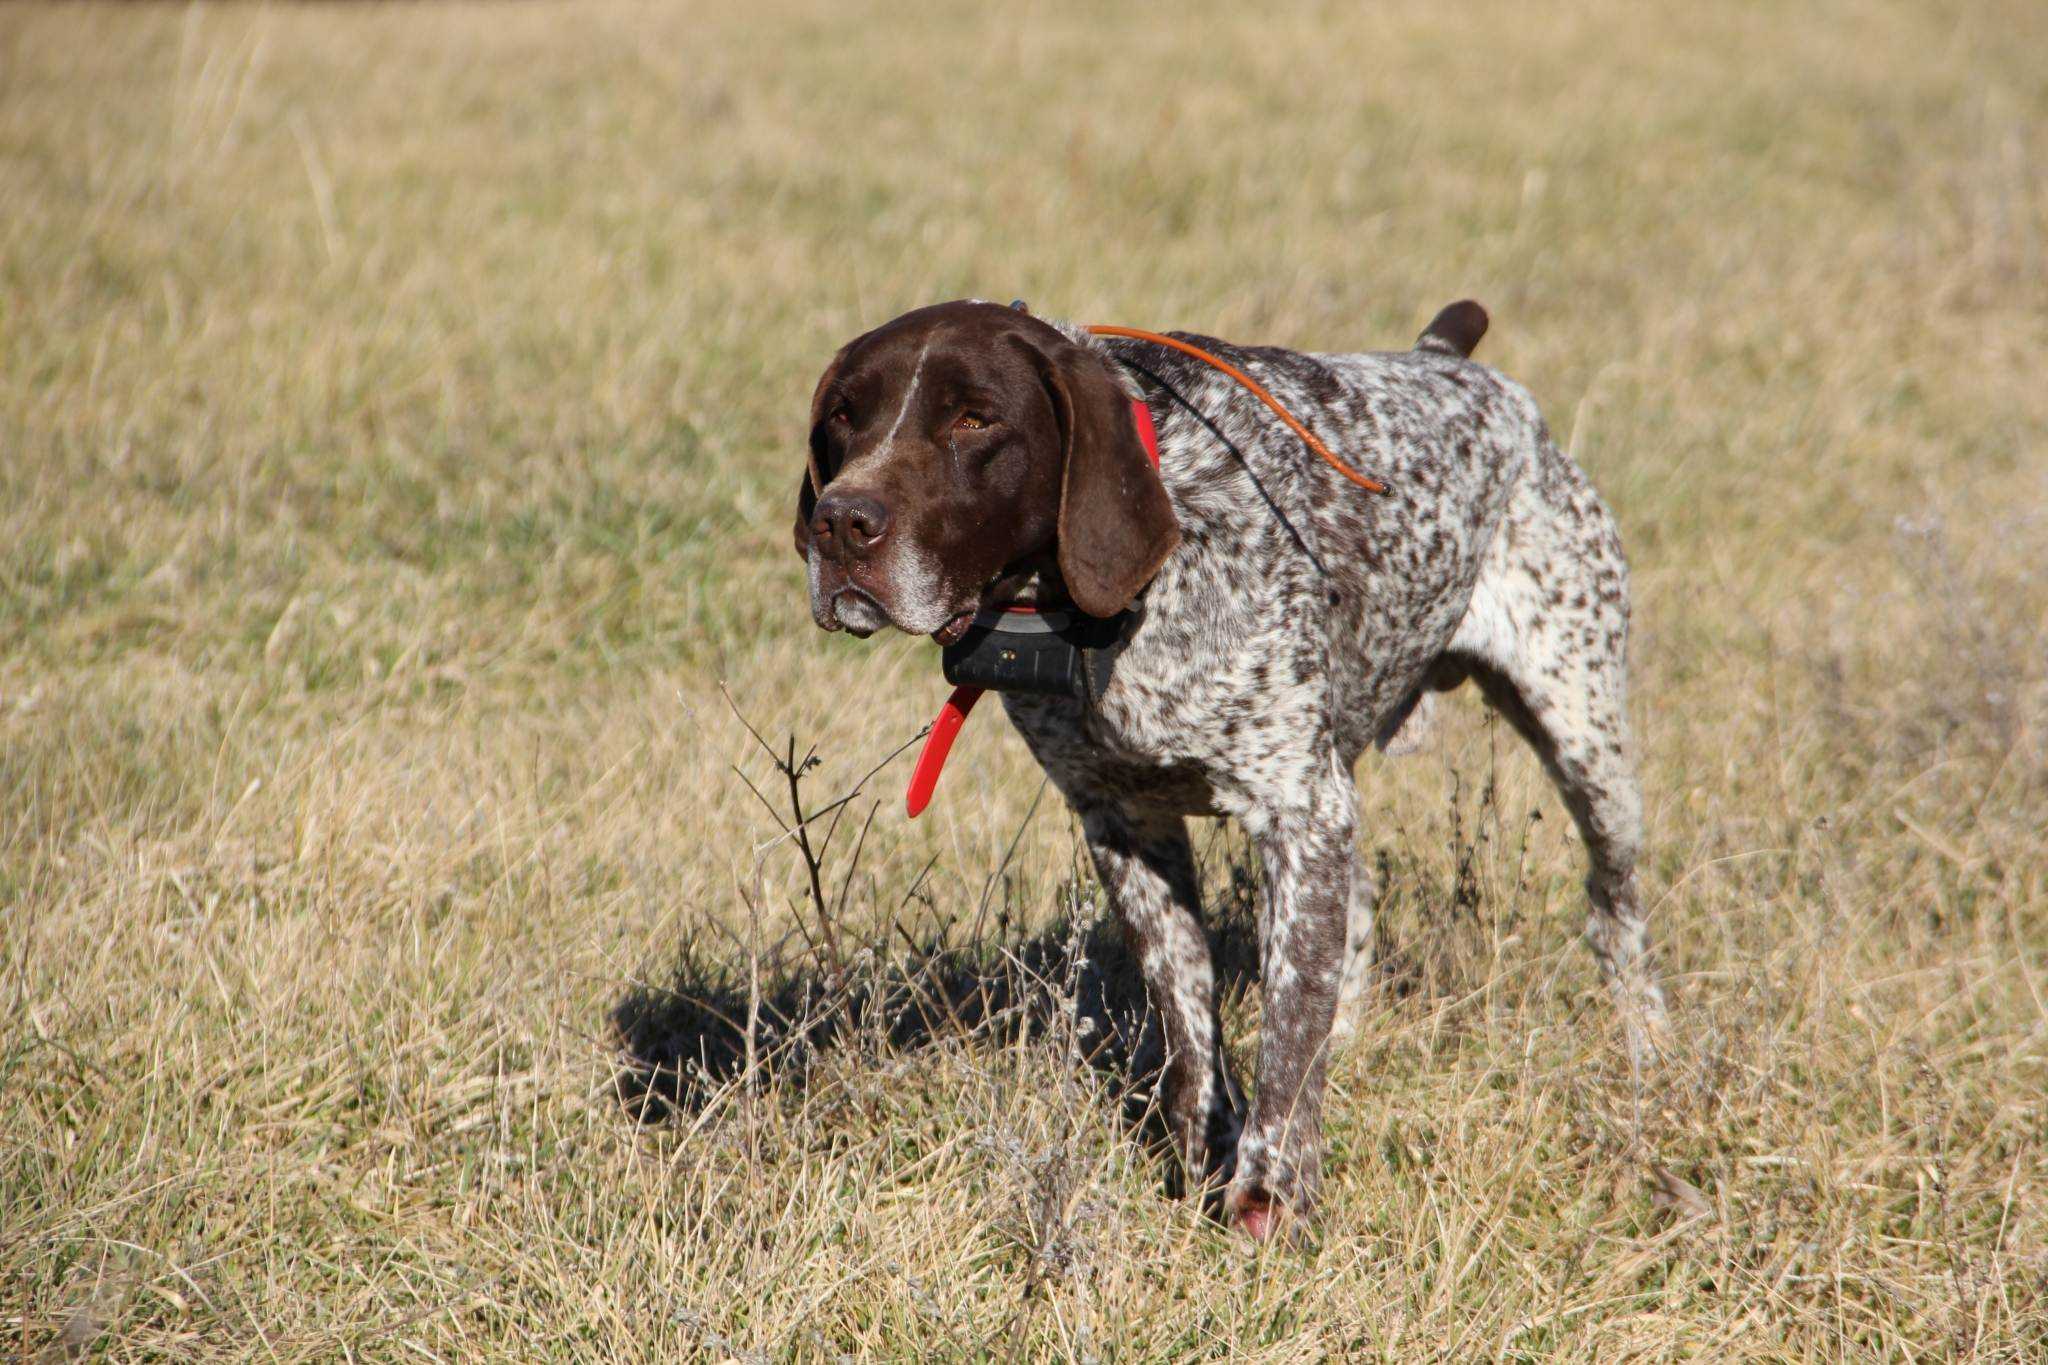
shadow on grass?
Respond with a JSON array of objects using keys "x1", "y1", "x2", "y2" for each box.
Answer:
[{"x1": 608, "y1": 861, "x2": 1266, "y2": 1139}]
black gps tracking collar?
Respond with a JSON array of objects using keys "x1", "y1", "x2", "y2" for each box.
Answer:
[{"x1": 939, "y1": 604, "x2": 1132, "y2": 705}]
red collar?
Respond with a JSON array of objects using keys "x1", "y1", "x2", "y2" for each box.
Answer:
[{"x1": 905, "y1": 398, "x2": 1157, "y2": 817}]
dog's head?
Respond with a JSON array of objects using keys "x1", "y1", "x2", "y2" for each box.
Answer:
[{"x1": 796, "y1": 300, "x2": 1179, "y2": 644}]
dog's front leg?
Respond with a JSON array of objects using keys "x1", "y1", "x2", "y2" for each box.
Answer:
[
  {"x1": 1228, "y1": 767, "x2": 1356, "y2": 1239},
  {"x1": 1077, "y1": 802, "x2": 1240, "y2": 1199}
]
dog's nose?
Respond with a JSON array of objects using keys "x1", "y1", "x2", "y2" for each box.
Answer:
[{"x1": 811, "y1": 491, "x2": 892, "y2": 558}]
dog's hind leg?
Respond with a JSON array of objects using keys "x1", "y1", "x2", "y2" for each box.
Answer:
[{"x1": 1448, "y1": 454, "x2": 1668, "y2": 1064}]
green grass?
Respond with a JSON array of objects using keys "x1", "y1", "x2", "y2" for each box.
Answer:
[{"x1": 3, "y1": 0, "x2": 2045, "y2": 1358}]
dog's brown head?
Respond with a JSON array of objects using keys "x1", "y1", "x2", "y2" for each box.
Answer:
[{"x1": 797, "y1": 300, "x2": 1179, "y2": 644}]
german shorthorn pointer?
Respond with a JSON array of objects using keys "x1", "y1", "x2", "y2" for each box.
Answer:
[{"x1": 795, "y1": 299, "x2": 1667, "y2": 1239}]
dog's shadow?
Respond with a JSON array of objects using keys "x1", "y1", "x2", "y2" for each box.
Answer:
[{"x1": 609, "y1": 856, "x2": 1268, "y2": 1138}]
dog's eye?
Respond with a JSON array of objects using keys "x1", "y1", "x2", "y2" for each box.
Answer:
[
  {"x1": 830, "y1": 406, "x2": 852, "y2": 426},
  {"x1": 954, "y1": 413, "x2": 991, "y2": 432}
]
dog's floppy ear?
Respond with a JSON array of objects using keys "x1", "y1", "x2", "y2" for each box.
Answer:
[
  {"x1": 1032, "y1": 337, "x2": 1180, "y2": 617},
  {"x1": 794, "y1": 340, "x2": 854, "y2": 559}
]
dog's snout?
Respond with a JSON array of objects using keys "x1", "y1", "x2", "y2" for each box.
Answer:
[{"x1": 811, "y1": 491, "x2": 892, "y2": 558}]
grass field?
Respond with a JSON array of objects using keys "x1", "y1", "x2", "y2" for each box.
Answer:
[{"x1": 4, "y1": 0, "x2": 2046, "y2": 1358}]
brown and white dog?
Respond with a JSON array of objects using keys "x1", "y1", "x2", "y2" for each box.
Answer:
[{"x1": 796, "y1": 300, "x2": 1665, "y2": 1238}]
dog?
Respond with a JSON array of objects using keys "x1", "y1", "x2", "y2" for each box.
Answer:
[{"x1": 795, "y1": 299, "x2": 1667, "y2": 1238}]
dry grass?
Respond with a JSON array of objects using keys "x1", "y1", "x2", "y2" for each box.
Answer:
[{"x1": 4, "y1": 0, "x2": 2046, "y2": 1358}]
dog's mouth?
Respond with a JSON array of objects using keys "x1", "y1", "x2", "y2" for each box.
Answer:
[
  {"x1": 930, "y1": 610, "x2": 977, "y2": 647},
  {"x1": 820, "y1": 560, "x2": 1054, "y2": 646},
  {"x1": 928, "y1": 563, "x2": 1055, "y2": 646},
  {"x1": 830, "y1": 585, "x2": 979, "y2": 644}
]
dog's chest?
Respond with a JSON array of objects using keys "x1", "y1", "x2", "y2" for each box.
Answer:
[{"x1": 998, "y1": 536, "x2": 1335, "y2": 815}]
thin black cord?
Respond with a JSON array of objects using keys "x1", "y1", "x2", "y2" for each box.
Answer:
[{"x1": 1114, "y1": 356, "x2": 1335, "y2": 583}]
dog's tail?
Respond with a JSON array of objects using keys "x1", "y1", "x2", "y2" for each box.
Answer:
[{"x1": 1414, "y1": 299, "x2": 1488, "y2": 358}]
